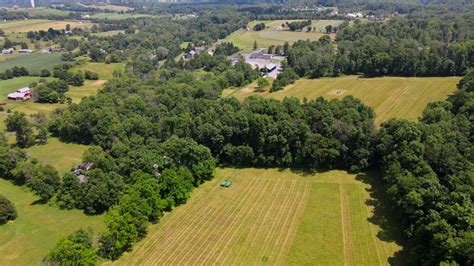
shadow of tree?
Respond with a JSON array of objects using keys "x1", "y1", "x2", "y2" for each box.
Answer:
[
  {"x1": 31, "y1": 198, "x2": 48, "y2": 205},
  {"x1": 356, "y1": 170, "x2": 413, "y2": 265}
]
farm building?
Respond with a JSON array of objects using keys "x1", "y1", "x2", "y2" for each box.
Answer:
[
  {"x1": 183, "y1": 46, "x2": 206, "y2": 59},
  {"x1": 7, "y1": 87, "x2": 31, "y2": 101},
  {"x1": 18, "y1": 49, "x2": 33, "y2": 54},
  {"x1": 249, "y1": 49, "x2": 272, "y2": 60},
  {"x1": 264, "y1": 63, "x2": 277, "y2": 73},
  {"x1": 2, "y1": 48, "x2": 13, "y2": 54}
]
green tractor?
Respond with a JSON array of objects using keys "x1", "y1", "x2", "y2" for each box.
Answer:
[{"x1": 220, "y1": 179, "x2": 233, "y2": 188}]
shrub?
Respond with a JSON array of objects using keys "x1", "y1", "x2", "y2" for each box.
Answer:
[{"x1": 0, "y1": 195, "x2": 17, "y2": 224}]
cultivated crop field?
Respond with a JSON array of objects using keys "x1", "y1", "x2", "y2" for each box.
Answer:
[
  {"x1": 0, "y1": 19, "x2": 94, "y2": 33},
  {"x1": 224, "y1": 20, "x2": 344, "y2": 51},
  {"x1": 0, "y1": 179, "x2": 104, "y2": 265},
  {"x1": 225, "y1": 76, "x2": 460, "y2": 124},
  {"x1": 114, "y1": 168, "x2": 400, "y2": 265}
]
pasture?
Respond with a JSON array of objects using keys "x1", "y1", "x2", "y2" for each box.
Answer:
[
  {"x1": 71, "y1": 62, "x2": 125, "y2": 80},
  {"x1": 224, "y1": 20, "x2": 343, "y2": 51},
  {"x1": 0, "y1": 178, "x2": 104, "y2": 266},
  {"x1": 225, "y1": 76, "x2": 460, "y2": 124},
  {"x1": 0, "y1": 53, "x2": 63, "y2": 73},
  {"x1": 13, "y1": 8, "x2": 71, "y2": 17},
  {"x1": 0, "y1": 19, "x2": 94, "y2": 33},
  {"x1": 114, "y1": 168, "x2": 400, "y2": 265}
]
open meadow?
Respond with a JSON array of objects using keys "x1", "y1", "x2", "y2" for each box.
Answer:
[
  {"x1": 114, "y1": 168, "x2": 401, "y2": 265},
  {"x1": 0, "y1": 178, "x2": 104, "y2": 265},
  {"x1": 0, "y1": 53, "x2": 63, "y2": 73},
  {"x1": 0, "y1": 19, "x2": 94, "y2": 33},
  {"x1": 90, "y1": 13, "x2": 153, "y2": 20},
  {"x1": 12, "y1": 8, "x2": 71, "y2": 17},
  {"x1": 224, "y1": 76, "x2": 460, "y2": 124},
  {"x1": 224, "y1": 20, "x2": 343, "y2": 51}
]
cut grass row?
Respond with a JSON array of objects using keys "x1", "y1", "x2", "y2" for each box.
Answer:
[
  {"x1": 113, "y1": 168, "x2": 401, "y2": 265},
  {"x1": 225, "y1": 76, "x2": 460, "y2": 125}
]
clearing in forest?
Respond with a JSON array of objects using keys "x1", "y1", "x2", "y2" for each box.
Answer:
[
  {"x1": 0, "y1": 178, "x2": 104, "y2": 266},
  {"x1": 114, "y1": 168, "x2": 401, "y2": 265},
  {"x1": 224, "y1": 20, "x2": 344, "y2": 52},
  {"x1": 225, "y1": 76, "x2": 460, "y2": 124}
]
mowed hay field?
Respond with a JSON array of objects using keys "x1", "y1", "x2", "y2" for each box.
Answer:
[
  {"x1": 114, "y1": 168, "x2": 400, "y2": 265},
  {"x1": 0, "y1": 179, "x2": 104, "y2": 265},
  {"x1": 0, "y1": 19, "x2": 94, "y2": 33},
  {"x1": 226, "y1": 76, "x2": 460, "y2": 124},
  {"x1": 224, "y1": 20, "x2": 343, "y2": 51}
]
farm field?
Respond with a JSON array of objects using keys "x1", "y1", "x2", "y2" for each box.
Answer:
[
  {"x1": 90, "y1": 13, "x2": 153, "y2": 20},
  {"x1": 0, "y1": 53, "x2": 63, "y2": 73},
  {"x1": 26, "y1": 137, "x2": 90, "y2": 174},
  {"x1": 72, "y1": 62, "x2": 125, "y2": 80},
  {"x1": 114, "y1": 168, "x2": 401, "y2": 265},
  {"x1": 0, "y1": 19, "x2": 94, "y2": 33},
  {"x1": 0, "y1": 178, "x2": 104, "y2": 266},
  {"x1": 224, "y1": 76, "x2": 460, "y2": 124},
  {"x1": 13, "y1": 7, "x2": 71, "y2": 17},
  {"x1": 224, "y1": 20, "x2": 343, "y2": 51}
]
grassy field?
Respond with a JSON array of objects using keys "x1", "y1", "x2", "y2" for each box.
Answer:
[
  {"x1": 90, "y1": 13, "x2": 152, "y2": 20},
  {"x1": 13, "y1": 7, "x2": 71, "y2": 17},
  {"x1": 114, "y1": 168, "x2": 400, "y2": 265},
  {"x1": 94, "y1": 30, "x2": 126, "y2": 37},
  {"x1": 224, "y1": 20, "x2": 344, "y2": 51},
  {"x1": 224, "y1": 76, "x2": 460, "y2": 124},
  {"x1": 26, "y1": 137, "x2": 89, "y2": 174},
  {"x1": 0, "y1": 53, "x2": 63, "y2": 73},
  {"x1": 0, "y1": 178, "x2": 104, "y2": 265},
  {"x1": 71, "y1": 62, "x2": 125, "y2": 80},
  {"x1": 0, "y1": 19, "x2": 94, "y2": 33}
]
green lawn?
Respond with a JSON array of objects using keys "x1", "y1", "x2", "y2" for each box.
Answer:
[
  {"x1": 0, "y1": 178, "x2": 104, "y2": 265},
  {"x1": 225, "y1": 76, "x2": 460, "y2": 125},
  {"x1": 0, "y1": 53, "x2": 63, "y2": 74},
  {"x1": 224, "y1": 20, "x2": 344, "y2": 51},
  {"x1": 26, "y1": 137, "x2": 90, "y2": 174}
]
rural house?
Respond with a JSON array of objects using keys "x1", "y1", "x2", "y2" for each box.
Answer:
[{"x1": 18, "y1": 49, "x2": 33, "y2": 54}]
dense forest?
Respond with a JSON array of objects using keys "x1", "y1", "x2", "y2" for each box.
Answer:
[{"x1": 283, "y1": 14, "x2": 474, "y2": 79}]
